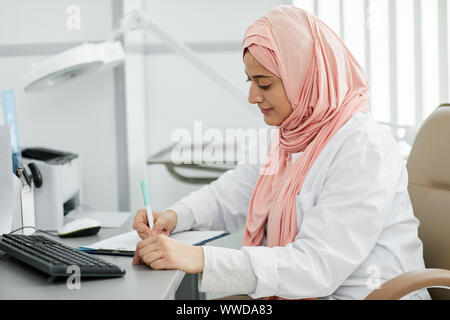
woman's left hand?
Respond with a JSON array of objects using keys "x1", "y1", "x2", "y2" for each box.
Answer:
[{"x1": 132, "y1": 234, "x2": 204, "y2": 274}]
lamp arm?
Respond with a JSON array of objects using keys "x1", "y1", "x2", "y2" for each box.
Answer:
[{"x1": 112, "y1": 10, "x2": 257, "y2": 115}]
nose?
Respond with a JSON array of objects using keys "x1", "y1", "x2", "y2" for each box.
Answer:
[{"x1": 248, "y1": 82, "x2": 263, "y2": 105}]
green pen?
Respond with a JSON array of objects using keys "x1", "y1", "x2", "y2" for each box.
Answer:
[{"x1": 140, "y1": 180, "x2": 154, "y2": 230}]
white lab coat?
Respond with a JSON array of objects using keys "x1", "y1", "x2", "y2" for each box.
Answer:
[{"x1": 169, "y1": 112, "x2": 431, "y2": 300}]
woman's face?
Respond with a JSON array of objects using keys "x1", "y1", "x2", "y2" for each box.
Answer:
[{"x1": 244, "y1": 50, "x2": 293, "y2": 126}]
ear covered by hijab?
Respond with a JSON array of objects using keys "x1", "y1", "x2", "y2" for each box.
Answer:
[{"x1": 242, "y1": 6, "x2": 370, "y2": 248}]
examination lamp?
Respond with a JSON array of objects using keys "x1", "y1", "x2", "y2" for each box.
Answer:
[
  {"x1": 23, "y1": 42, "x2": 125, "y2": 92},
  {"x1": 22, "y1": 10, "x2": 254, "y2": 113}
]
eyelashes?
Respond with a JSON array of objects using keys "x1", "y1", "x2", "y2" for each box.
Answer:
[{"x1": 246, "y1": 78, "x2": 271, "y2": 91}]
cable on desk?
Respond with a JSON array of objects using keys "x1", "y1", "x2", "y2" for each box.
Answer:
[{"x1": 8, "y1": 226, "x2": 59, "y2": 238}]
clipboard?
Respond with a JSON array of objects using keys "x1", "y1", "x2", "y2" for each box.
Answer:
[{"x1": 77, "y1": 230, "x2": 229, "y2": 257}]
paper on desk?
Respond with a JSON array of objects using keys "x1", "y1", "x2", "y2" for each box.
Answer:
[
  {"x1": 82, "y1": 230, "x2": 228, "y2": 252},
  {"x1": 66, "y1": 209, "x2": 131, "y2": 228}
]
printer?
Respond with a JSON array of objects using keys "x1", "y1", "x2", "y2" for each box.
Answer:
[{"x1": 22, "y1": 147, "x2": 82, "y2": 231}]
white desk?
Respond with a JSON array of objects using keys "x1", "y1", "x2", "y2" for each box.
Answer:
[{"x1": 0, "y1": 217, "x2": 186, "y2": 300}]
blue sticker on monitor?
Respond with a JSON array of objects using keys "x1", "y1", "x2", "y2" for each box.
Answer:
[{"x1": 1, "y1": 90, "x2": 22, "y2": 173}]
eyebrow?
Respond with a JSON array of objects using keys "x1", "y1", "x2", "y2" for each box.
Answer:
[{"x1": 245, "y1": 72, "x2": 272, "y2": 80}]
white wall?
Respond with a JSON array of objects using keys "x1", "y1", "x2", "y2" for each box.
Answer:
[
  {"x1": 0, "y1": 0, "x2": 121, "y2": 211},
  {"x1": 0, "y1": 0, "x2": 113, "y2": 44},
  {"x1": 124, "y1": 0, "x2": 287, "y2": 214}
]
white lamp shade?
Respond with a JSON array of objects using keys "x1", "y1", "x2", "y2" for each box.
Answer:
[{"x1": 23, "y1": 41, "x2": 125, "y2": 92}]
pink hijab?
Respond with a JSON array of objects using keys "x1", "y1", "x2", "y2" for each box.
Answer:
[{"x1": 243, "y1": 6, "x2": 370, "y2": 248}]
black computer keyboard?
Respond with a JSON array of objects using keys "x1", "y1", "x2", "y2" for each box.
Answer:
[{"x1": 0, "y1": 234, "x2": 126, "y2": 278}]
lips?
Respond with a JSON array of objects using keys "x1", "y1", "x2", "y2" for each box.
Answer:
[{"x1": 260, "y1": 108, "x2": 273, "y2": 115}]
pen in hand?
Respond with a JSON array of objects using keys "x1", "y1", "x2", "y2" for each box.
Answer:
[{"x1": 140, "y1": 180, "x2": 154, "y2": 233}]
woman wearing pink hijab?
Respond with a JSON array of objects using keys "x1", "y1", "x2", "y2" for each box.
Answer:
[{"x1": 132, "y1": 6, "x2": 430, "y2": 300}]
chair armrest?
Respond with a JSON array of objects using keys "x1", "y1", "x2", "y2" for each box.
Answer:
[{"x1": 364, "y1": 268, "x2": 450, "y2": 300}]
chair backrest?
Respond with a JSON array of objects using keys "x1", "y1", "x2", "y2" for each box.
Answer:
[{"x1": 406, "y1": 104, "x2": 450, "y2": 300}]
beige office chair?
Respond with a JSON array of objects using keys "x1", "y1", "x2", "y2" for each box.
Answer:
[{"x1": 365, "y1": 104, "x2": 450, "y2": 300}]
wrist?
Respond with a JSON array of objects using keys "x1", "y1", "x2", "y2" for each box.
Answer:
[
  {"x1": 166, "y1": 204, "x2": 194, "y2": 233},
  {"x1": 195, "y1": 246, "x2": 204, "y2": 274},
  {"x1": 197, "y1": 246, "x2": 205, "y2": 273},
  {"x1": 165, "y1": 210, "x2": 178, "y2": 231},
  {"x1": 186, "y1": 245, "x2": 204, "y2": 274}
]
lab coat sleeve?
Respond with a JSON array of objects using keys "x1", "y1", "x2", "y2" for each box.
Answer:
[
  {"x1": 198, "y1": 246, "x2": 257, "y2": 294},
  {"x1": 243, "y1": 132, "x2": 398, "y2": 299},
  {"x1": 167, "y1": 161, "x2": 261, "y2": 233}
]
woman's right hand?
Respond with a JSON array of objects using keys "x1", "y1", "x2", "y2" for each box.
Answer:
[{"x1": 133, "y1": 209, "x2": 178, "y2": 240}]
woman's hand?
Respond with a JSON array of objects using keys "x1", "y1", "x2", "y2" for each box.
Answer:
[
  {"x1": 132, "y1": 234, "x2": 204, "y2": 274},
  {"x1": 133, "y1": 209, "x2": 178, "y2": 239}
]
